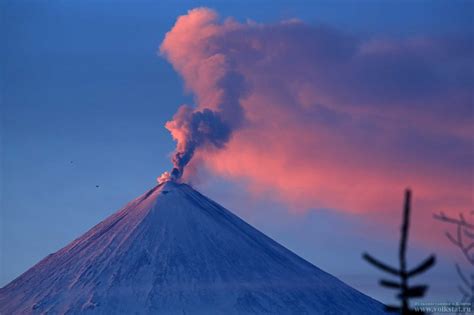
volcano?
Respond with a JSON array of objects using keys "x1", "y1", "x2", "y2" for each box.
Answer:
[{"x1": 0, "y1": 181, "x2": 385, "y2": 314}]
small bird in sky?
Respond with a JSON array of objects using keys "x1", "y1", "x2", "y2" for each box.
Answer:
[{"x1": 96, "y1": 185, "x2": 100, "y2": 188}]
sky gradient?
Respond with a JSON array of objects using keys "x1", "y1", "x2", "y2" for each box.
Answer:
[{"x1": 1, "y1": 0, "x2": 473, "y2": 306}]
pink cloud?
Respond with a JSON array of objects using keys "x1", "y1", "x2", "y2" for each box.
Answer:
[{"x1": 160, "y1": 8, "x2": 473, "y2": 226}]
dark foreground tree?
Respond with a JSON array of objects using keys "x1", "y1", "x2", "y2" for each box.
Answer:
[
  {"x1": 434, "y1": 211, "x2": 474, "y2": 313},
  {"x1": 363, "y1": 189, "x2": 436, "y2": 314}
]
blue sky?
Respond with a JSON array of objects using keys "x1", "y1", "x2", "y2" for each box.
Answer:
[{"x1": 1, "y1": 0, "x2": 472, "y2": 305}]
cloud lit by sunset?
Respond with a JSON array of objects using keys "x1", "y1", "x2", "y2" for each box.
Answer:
[{"x1": 161, "y1": 8, "x2": 472, "y2": 222}]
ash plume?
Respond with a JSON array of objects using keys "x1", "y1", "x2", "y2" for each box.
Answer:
[
  {"x1": 158, "y1": 6, "x2": 472, "y2": 240},
  {"x1": 158, "y1": 9, "x2": 249, "y2": 181},
  {"x1": 165, "y1": 106, "x2": 232, "y2": 179},
  {"x1": 162, "y1": 67, "x2": 246, "y2": 181}
]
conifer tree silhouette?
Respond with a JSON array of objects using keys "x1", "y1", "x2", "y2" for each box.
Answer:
[{"x1": 363, "y1": 189, "x2": 436, "y2": 314}]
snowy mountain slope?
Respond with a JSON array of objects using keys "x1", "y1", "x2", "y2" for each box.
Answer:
[{"x1": 0, "y1": 181, "x2": 386, "y2": 314}]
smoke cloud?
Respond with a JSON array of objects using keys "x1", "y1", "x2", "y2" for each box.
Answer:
[
  {"x1": 165, "y1": 106, "x2": 232, "y2": 178},
  {"x1": 160, "y1": 8, "x2": 473, "y2": 228},
  {"x1": 160, "y1": 8, "x2": 246, "y2": 180}
]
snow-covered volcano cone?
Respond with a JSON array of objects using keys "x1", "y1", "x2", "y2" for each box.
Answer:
[{"x1": 0, "y1": 182, "x2": 386, "y2": 314}]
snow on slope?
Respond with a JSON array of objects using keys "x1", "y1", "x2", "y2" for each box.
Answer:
[{"x1": 0, "y1": 181, "x2": 387, "y2": 314}]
